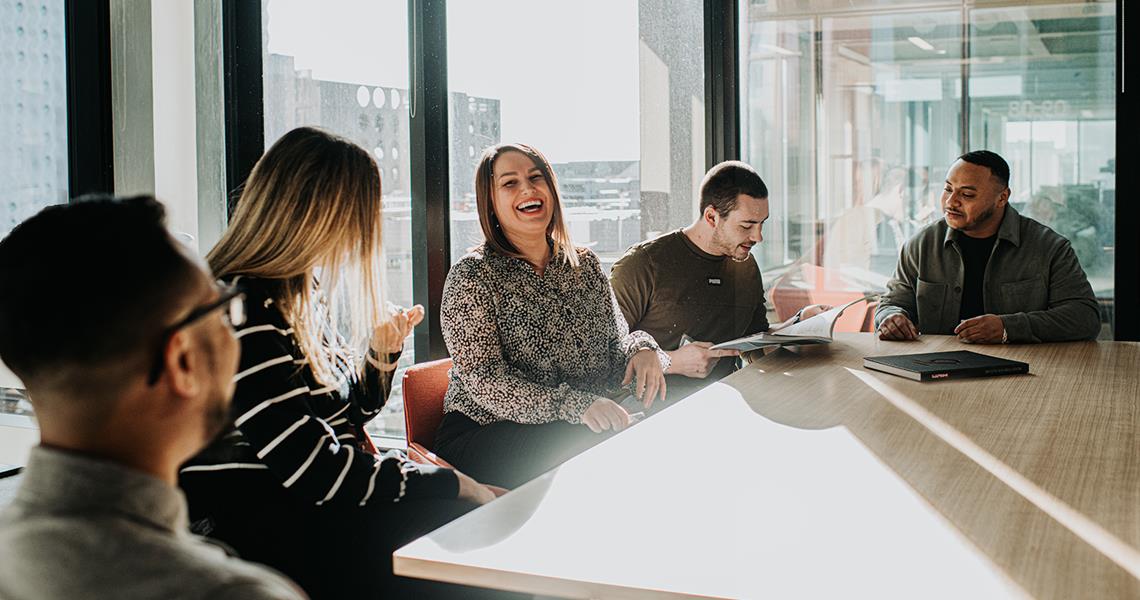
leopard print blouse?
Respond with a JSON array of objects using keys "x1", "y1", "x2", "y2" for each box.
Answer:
[{"x1": 441, "y1": 244, "x2": 668, "y2": 426}]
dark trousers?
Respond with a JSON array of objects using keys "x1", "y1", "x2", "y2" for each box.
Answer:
[
  {"x1": 434, "y1": 411, "x2": 608, "y2": 489},
  {"x1": 180, "y1": 470, "x2": 516, "y2": 600}
]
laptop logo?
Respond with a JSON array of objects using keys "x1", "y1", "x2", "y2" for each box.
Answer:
[{"x1": 708, "y1": 278, "x2": 722, "y2": 286}]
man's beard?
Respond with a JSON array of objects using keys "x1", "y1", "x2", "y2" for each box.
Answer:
[
  {"x1": 202, "y1": 391, "x2": 231, "y2": 441},
  {"x1": 711, "y1": 228, "x2": 750, "y2": 262},
  {"x1": 956, "y1": 204, "x2": 996, "y2": 232},
  {"x1": 198, "y1": 340, "x2": 234, "y2": 442}
]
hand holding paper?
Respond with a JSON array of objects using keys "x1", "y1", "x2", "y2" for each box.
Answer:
[{"x1": 711, "y1": 295, "x2": 877, "y2": 351}]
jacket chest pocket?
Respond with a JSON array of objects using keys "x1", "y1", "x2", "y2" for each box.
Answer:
[
  {"x1": 997, "y1": 278, "x2": 1047, "y2": 313},
  {"x1": 915, "y1": 278, "x2": 949, "y2": 333}
]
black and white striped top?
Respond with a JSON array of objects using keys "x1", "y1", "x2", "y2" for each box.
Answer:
[{"x1": 181, "y1": 276, "x2": 458, "y2": 506}]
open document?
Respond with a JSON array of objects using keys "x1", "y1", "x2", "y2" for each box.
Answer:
[{"x1": 711, "y1": 295, "x2": 877, "y2": 351}]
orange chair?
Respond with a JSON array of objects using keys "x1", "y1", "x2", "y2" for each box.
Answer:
[
  {"x1": 402, "y1": 358, "x2": 456, "y2": 469},
  {"x1": 770, "y1": 263, "x2": 874, "y2": 333}
]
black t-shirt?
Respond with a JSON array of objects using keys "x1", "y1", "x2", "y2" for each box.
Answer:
[{"x1": 957, "y1": 233, "x2": 997, "y2": 320}]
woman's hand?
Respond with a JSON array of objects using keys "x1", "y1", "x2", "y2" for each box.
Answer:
[
  {"x1": 455, "y1": 469, "x2": 497, "y2": 505},
  {"x1": 371, "y1": 304, "x2": 425, "y2": 353},
  {"x1": 623, "y1": 348, "x2": 666, "y2": 409},
  {"x1": 581, "y1": 397, "x2": 631, "y2": 433}
]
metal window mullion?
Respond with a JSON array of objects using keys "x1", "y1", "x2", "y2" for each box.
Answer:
[
  {"x1": 221, "y1": 0, "x2": 263, "y2": 216},
  {"x1": 960, "y1": 5, "x2": 970, "y2": 154},
  {"x1": 1115, "y1": 0, "x2": 1137, "y2": 340},
  {"x1": 65, "y1": 0, "x2": 114, "y2": 197},
  {"x1": 408, "y1": 0, "x2": 450, "y2": 362},
  {"x1": 704, "y1": 0, "x2": 740, "y2": 169}
]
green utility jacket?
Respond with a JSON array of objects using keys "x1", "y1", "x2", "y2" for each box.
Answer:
[{"x1": 874, "y1": 206, "x2": 1100, "y2": 342}]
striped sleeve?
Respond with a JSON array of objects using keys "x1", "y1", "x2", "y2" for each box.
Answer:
[
  {"x1": 229, "y1": 297, "x2": 458, "y2": 507},
  {"x1": 319, "y1": 320, "x2": 399, "y2": 426},
  {"x1": 344, "y1": 340, "x2": 400, "y2": 425}
]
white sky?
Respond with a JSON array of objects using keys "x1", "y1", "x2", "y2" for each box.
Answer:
[{"x1": 266, "y1": 0, "x2": 640, "y2": 163}]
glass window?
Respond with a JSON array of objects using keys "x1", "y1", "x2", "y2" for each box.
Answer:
[
  {"x1": 968, "y1": 3, "x2": 1116, "y2": 336},
  {"x1": 1, "y1": 0, "x2": 68, "y2": 238},
  {"x1": 263, "y1": 0, "x2": 413, "y2": 438},
  {"x1": 740, "y1": 0, "x2": 1115, "y2": 338},
  {"x1": 446, "y1": 0, "x2": 705, "y2": 273}
]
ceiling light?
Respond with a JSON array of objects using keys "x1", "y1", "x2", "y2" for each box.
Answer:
[{"x1": 907, "y1": 36, "x2": 935, "y2": 52}]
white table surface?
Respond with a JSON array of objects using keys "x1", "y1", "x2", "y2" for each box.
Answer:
[{"x1": 394, "y1": 334, "x2": 1139, "y2": 599}]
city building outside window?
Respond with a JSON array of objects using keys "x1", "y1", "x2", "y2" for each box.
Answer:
[
  {"x1": 447, "y1": 0, "x2": 706, "y2": 273},
  {"x1": 1, "y1": 0, "x2": 67, "y2": 239},
  {"x1": 263, "y1": 0, "x2": 416, "y2": 438},
  {"x1": 264, "y1": 0, "x2": 706, "y2": 440}
]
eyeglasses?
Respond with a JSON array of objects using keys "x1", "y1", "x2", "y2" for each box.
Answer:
[{"x1": 146, "y1": 286, "x2": 246, "y2": 386}]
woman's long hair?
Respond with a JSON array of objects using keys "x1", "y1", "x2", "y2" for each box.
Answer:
[
  {"x1": 208, "y1": 127, "x2": 387, "y2": 387},
  {"x1": 474, "y1": 143, "x2": 579, "y2": 267}
]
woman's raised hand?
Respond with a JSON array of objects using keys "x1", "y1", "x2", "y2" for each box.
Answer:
[{"x1": 371, "y1": 304, "x2": 425, "y2": 354}]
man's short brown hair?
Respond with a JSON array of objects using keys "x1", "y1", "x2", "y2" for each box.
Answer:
[{"x1": 699, "y1": 161, "x2": 768, "y2": 216}]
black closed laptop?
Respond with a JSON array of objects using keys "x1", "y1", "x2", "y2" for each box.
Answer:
[{"x1": 863, "y1": 350, "x2": 1029, "y2": 381}]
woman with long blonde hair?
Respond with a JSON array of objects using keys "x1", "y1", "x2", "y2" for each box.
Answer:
[
  {"x1": 180, "y1": 127, "x2": 499, "y2": 600},
  {"x1": 434, "y1": 143, "x2": 669, "y2": 488}
]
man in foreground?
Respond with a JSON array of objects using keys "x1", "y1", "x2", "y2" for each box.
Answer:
[{"x1": 0, "y1": 196, "x2": 305, "y2": 599}]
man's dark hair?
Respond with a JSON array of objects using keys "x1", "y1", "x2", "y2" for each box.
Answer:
[
  {"x1": 957, "y1": 150, "x2": 1010, "y2": 188},
  {"x1": 699, "y1": 161, "x2": 769, "y2": 216},
  {"x1": 0, "y1": 195, "x2": 197, "y2": 387}
]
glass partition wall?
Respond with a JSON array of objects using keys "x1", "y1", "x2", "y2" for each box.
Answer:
[{"x1": 740, "y1": 0, "x2": 1116, "y2": 337}]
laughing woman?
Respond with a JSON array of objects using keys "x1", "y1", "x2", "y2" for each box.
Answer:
[
  {"x1": 434, "y1": 143, "x2": 669, "y2": 489},
  {"x1": 179, "y1": 127, "x2": 499, "y2": 600}
]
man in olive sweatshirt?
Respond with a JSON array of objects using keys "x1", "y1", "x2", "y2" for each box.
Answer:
[{"x1": 875, "y1": 150, "x2": 1100, "y2": 343}]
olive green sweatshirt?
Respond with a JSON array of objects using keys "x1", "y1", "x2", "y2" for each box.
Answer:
[{"x1": 875, "y1": 206, "x2": 1100, "y2": 342}]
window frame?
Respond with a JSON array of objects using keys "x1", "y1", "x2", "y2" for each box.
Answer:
[
  {"x1": 221, "y1": 0, "x2": 264, "y2": 218},
  {"x1": 65, "y1": 0, "x2": 114, "y2": 197},
  {"x1": 408, "y1": 0, "x2": 452, "y2": 362},
  {"x1": 705, "y1": 0, "x2": 740, "y2": 167},
  {"x1": 1116, "y1": 0, "x2": 1138, "y2": 340}
]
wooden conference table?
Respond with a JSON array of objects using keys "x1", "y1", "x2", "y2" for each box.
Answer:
[{"x1": 394, "y1": 333, "x2": 1139, "y2": 599}]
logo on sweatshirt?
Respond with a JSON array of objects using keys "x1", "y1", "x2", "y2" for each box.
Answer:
[{"x1": 708, "y1": 277, "x2": 722, "y2": 286}]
